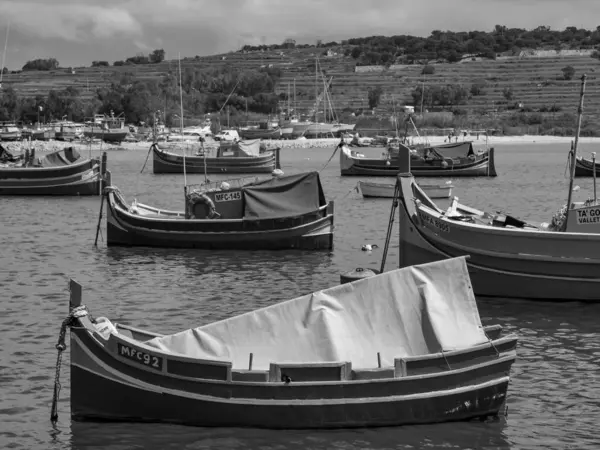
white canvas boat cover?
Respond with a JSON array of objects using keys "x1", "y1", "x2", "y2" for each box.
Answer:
[
  {"x1": 144, "y1": 257, "x2": 488, "y2": 370},
  {"x1": 235, "y1": 139, "x2": 261, "y2": 157}
]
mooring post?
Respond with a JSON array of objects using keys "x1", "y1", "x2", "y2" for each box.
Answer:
[
  {"x1": 100, "y1": 151, "x2": 108, "y2": 194},
  {"x1": 248, "y1": 353, "x2": 254, "y2": 371},
  {"x1": 377, "y1": 352, "x2": 382, "y2": 368}
]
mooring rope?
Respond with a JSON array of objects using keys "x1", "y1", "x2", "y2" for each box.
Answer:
[
  {"x1": 319, "y1": 139, "x2": 344, "y2": 172},
  {"x1": 50, "y1": 305, "x2": 89, "y2": 423}
]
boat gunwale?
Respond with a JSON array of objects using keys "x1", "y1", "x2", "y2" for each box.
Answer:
[
  {"x1": 72, "y1": 316, "x2": 517, "y2": 389},
  {"x1": 108, "y1": 190, "x2": 332, "y2": 228}
]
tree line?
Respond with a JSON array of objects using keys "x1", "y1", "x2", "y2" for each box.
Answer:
[
  {"x1": 0, "y1": 64, "x2": 283, "y2": 125},
  {"x1": 239, "y1": 25, "x2": 600, "y2": 66}
]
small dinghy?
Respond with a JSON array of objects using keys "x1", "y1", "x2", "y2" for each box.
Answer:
[
  {"x1": 56, "y1": 257, "x2": 517, "y2": 429},
  {"x1": 358, "y1": 180, "x2": 453, "y2": 199}
]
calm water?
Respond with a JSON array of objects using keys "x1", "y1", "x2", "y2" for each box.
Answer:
[{"x1": 1, "y1": 142, "x2": 599, "y2": 450}]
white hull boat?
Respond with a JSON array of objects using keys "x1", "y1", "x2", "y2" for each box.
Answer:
[{"x1": 359, "y1": 180, "x2": 453, "y2": 199}]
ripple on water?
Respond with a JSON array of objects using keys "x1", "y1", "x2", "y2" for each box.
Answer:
[{"x1": 0, "y1": 144, "x2": 599, "y2": 449}]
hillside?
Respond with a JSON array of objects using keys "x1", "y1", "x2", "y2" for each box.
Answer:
[{"x1": 3, "y1": 25, "x2": 600, "y2": 133}]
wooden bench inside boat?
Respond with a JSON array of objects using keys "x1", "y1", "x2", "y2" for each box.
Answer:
[{"x1": 269, "y1": 361, "x2": 353, "y2": 382}]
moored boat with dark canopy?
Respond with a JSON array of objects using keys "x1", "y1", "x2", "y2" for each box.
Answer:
[
  {"x1": 103, "y1": 171, "x2": 334, "y2": 250},
  {"x1": 54, "y1": 257, "x2": 517, "y2": 429},
  {"x1": 0, "y1": 145, "x2": 106, "y2": 196},
  {"x1": 152, "y1": 139, "x2": 281, "y2": 174},
  {"x1": 340, "y1": 140, "x2": 496, "y2": 177}
]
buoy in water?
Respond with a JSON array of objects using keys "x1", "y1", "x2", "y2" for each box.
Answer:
[
  {"x1": 361, "y1": 244, "x2": 379, "y2": 251},
  {"x1": 340, "y1": 267, "x2": 380, "y2": 284}
]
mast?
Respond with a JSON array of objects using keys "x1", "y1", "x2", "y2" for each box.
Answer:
[
  {"x1": 0, "y1": 22, "x2": 10, "y2": 87},
  {"x1": 315, "y1": 56, "x2": 319, "y2": 123},
  {"x1": 293, "y1": 78, "x2": 297, "y2": 117},
  {"x1": 565, "y1": 73, "x2": 587, "y2": 227},
  {"x1": 420, "y1": 80, "x2": 425, "y2": 115},
  {"x1": 177, "y1": 53, "x2": 187, "y2": 190},
  {"x1": 287, "y1": 82, "x2": 290, "y2": 118}
]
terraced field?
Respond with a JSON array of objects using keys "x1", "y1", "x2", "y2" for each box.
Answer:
[{"x1": 3, "y1": 47, "x2": 600, "y2": 121}]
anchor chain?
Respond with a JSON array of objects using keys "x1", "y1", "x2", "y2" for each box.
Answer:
[{"x1": 50, "y1": 305, "x2": 89, "y2": 424}]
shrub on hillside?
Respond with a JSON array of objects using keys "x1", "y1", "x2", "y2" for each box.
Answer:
[
  {"x1": 113, "y1": 60, "x2": 125, "y2": 66},
  {"x1": 368, "y1": 86, "x2": 383, "y2": 109},
  {"x1": 470, "y1": 82, "x2": 486, "y2": 96},
  {"x1": 22, "y1": 58, "x2": 59, "y2": 71},
  {"x1": 561, "y1": 65, "x2": 575, "y2": 80},
  {"x1": 421, "y1": 65, "x2": 435, "y2": 75},
  {"x1": 92, "y1": 61, "x2": 109, "y2": 67}
]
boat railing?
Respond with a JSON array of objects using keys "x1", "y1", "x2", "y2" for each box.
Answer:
[{"x1": 187, "y1": 176, "x2": 263, "y2": 193}]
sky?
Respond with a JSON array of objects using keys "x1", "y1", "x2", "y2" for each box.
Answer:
[{"x1": 1, "y1": 0, "x2": 600, "y2": 69}]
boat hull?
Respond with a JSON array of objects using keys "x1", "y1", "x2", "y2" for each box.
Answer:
[
  {"x1": 397, "y1": 175, "x2": 600, "y2": 301},
  {"x1": 0, "y1": 148, "x2": 103, "y2": 196},
  {"x1": 574, "y1": 157, "x2": 600, "y2": 177},
  {"x1": 341, "y1": 146, "x2": 496, "y2": 177},
  {"x1": 84, "y1": 129, "x2": 128, "y2": 143},
  {"x1": 359, "y1": 180, "x2": 452, "y2": 199},
  {"x1": 239, "y1": 128, "x2": 282, "y2": 140},
  {"x1": 152, "y1": 145, "x2": 279, "y2": 174},
  {"x1": 0, "y1": 131, "x2": 22, "y2": 141},
  {"x1": 106, "y1": 191, "x2": 334, "y2": 250},
  {"x1": 70, "y1": 327, "x2": 514, "y2": 429},
  {"x1": 0, "y1": 171, "x2": 101, "y2": 195}
]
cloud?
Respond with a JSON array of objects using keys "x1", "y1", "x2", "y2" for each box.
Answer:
[
  {"x1": 0, "y1": 0, "x2": 142, "y2": 41},
  {"x1": 3, "y1": 0, "x2": 600, "y2": 68}
]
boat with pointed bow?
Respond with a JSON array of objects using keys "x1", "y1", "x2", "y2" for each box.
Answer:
[{"x1": 62, "y1": 256, "x2": 517, "y2": 429}]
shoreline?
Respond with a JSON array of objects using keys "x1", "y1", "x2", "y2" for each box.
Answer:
[{"x1": 0, "y1": 134, "x2": 592, "y2": 153}]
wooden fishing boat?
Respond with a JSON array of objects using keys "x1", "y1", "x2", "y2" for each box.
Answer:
[
  {"x1": 84, "y1": 114, "x2": 129, "y2": 143},
  {"x1": 397, "y1": 173, "x2": 600, "y2": 301},
  {"x1": 0, "y1": 146, "x2": 106, "y2": 196},
  {"x1": 104, "y1": 171, "x2": 334, "y2": 250},
  {"x1": 0, "y1": 123, "x2": 22, "y2": 141},
  {"x1": 574, "y1": 154, "x2": 600, "y2": 177},
  {"x1": 340, "y1": 141, "x2": 496, "y2": 177},
  {"x1": 84, "y1": 126, "x2": 128, "y2": 143},
  {"x1": 60, "y1": 257, "x2": 517, "y2": 429},
  {"x1": 152, "y1": 140, "x2": 281, "y2": 174},
  {"x1": 55, "y1": 123, "x2": 83, "y2": 141},
  {"x1": 239, "y1": 126, "x2": 282, "y2": 140},
  {"x1": 398, "y1": 74, "x2": 600, "y2": 301},
  {"x1": 358, "y1": 180, "x2": 453, "y2": 199},
  {"x1": 22, "y1": 128, "x2": 54, "y2": 141}
]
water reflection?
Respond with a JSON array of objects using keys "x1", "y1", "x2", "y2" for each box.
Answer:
[{"x1": 69, "y1": 419, "x2": 511, "y2": 450}]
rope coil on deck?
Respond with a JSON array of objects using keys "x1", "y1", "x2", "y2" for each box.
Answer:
[{"x1": 50, "y1": 305, "x2": 89, "y2": 424}]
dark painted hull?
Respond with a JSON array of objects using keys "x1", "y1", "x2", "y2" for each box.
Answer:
[
  {"x1": 84, "y1": 129, "x2": 128, "y2": 143},
  {"x1": 0, "y1": 148, "x2": 102, "y2": 195},
  {"x1": 0, "y1": 173, "x2": 101, "y2": 195},
  {"x1": 239, "y1": 128, "x2": 282, "y2": 140},
  {"x1": 152, "y1": 146, "x2": 279, "y2": 174},
  {"x1": 341, "y1": 147, "x2": 496, "y2": 177},
  {"x1": 574, "y1": 157, "x2": 600, "y2": 177},
  {"x1": 70, "y1": 322, "x2": 516, "y2": 429},
  {"x1": 0, "y1": 132, "x2": 22, "y2": 141},
  {"x1": 0, "y1": 158, "x2": 97, "y2": 181},
  {"x1": 106, "y1": 191, "x2": 334, "y2": 250}
]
